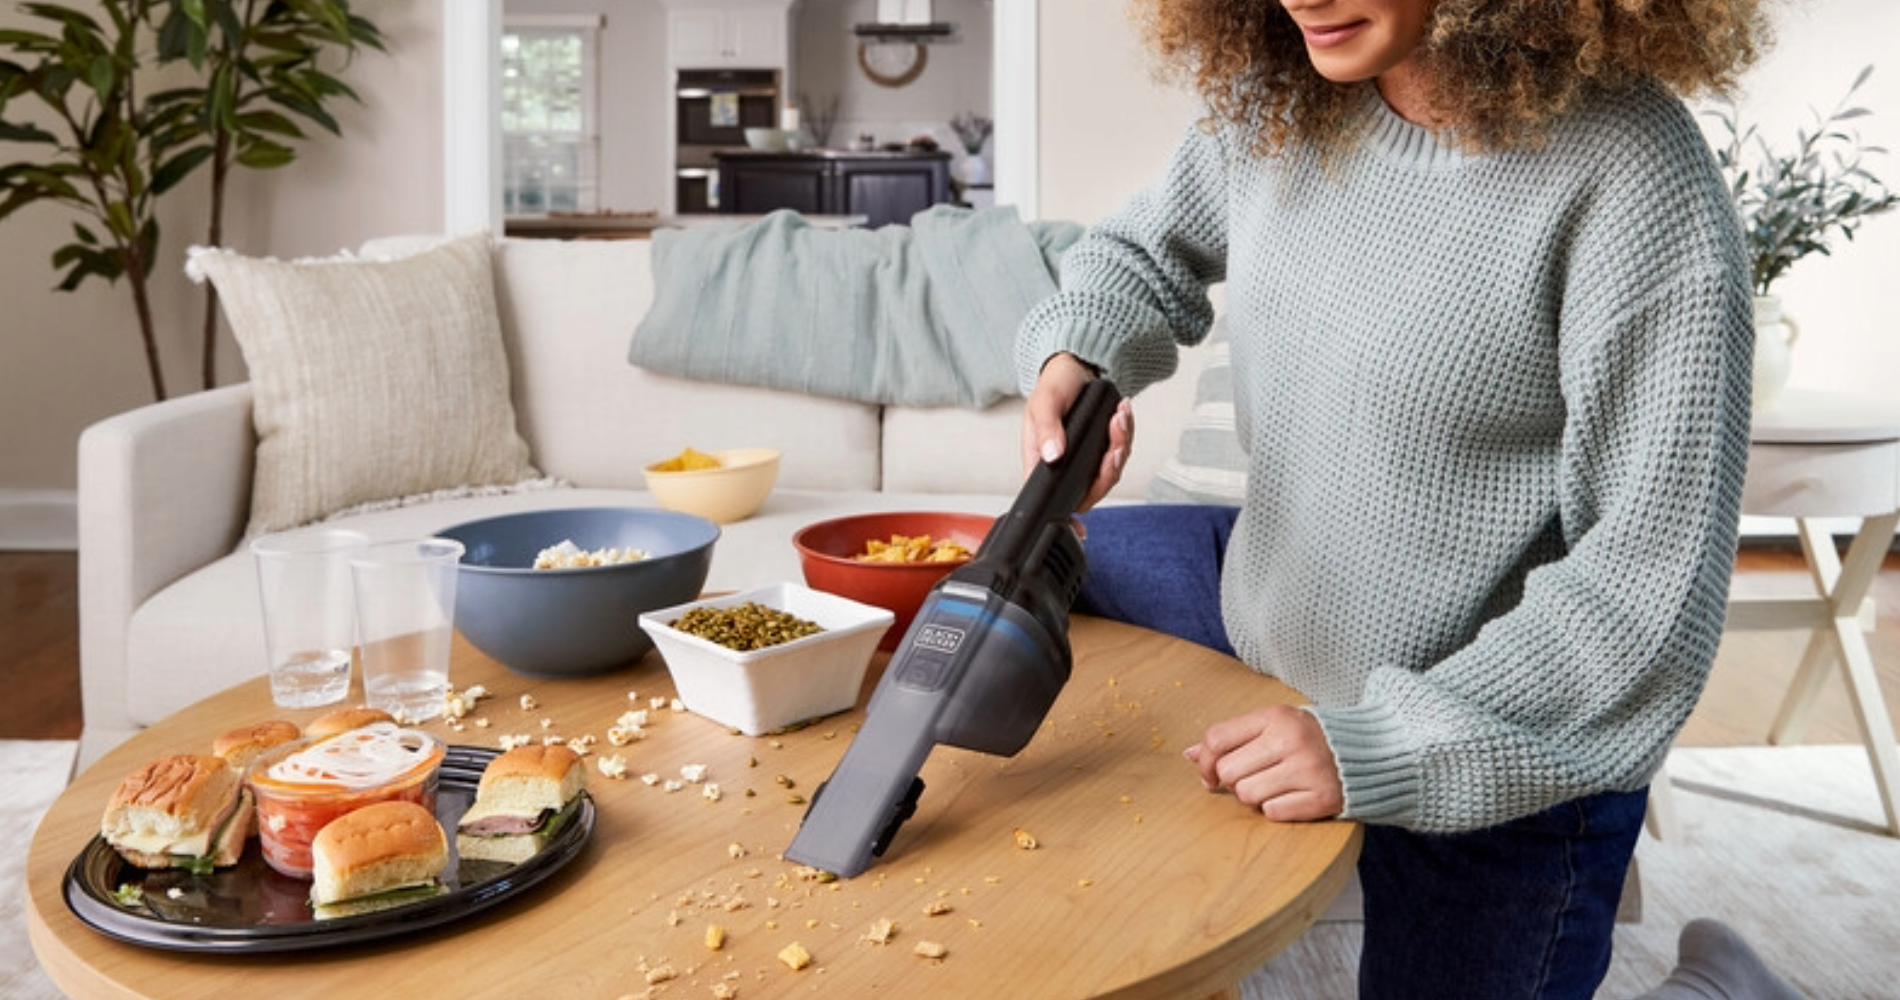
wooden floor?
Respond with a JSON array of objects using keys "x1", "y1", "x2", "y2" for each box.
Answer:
[{"x1": 2, "y1": 545, "x2": 1898, "y2": 747}]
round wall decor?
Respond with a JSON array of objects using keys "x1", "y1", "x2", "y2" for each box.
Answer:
[{"x1": 858, "y1": 42, "x2": 927, "y2": 88}]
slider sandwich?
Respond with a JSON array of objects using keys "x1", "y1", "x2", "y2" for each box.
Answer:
[
  {"x1": 305, "y1": 706, "x2": 396, "y2": 740},
  {"x1": 211, "y1": 719, "x2": 301, "y2": 773},
  {"x1": 101, "y1": 754, "x2": 255, "y2": 873},
  {"x1": 309, "y1": 799, "x2": 448, "y2": 919},
  {"x1": 456, "y1": 744, "x2": 588, "y2": 864}
]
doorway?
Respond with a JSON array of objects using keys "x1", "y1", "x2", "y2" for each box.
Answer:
[{"x1": 441, "y1": 0, "x2": 1037, "y2": 232}]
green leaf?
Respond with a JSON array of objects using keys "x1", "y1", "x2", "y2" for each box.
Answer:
[
  {"x1": 0, "y1": 120, "x2": 59, "y2": 144},
  {"x1": 153, "y1": 145, "x2": 214, "y2": 194},
  {"x1": 86, "y1": 54, "x2": 116, "y2": 96},
  {"x1": 105, "y1": 200, "x2": 134, "y2": 240},
  {"x1": 235, "y1": 109, "x2": 303, "y2": 138},
  {"x1": 235, "y1": 139, "x2": 295, "y2": 169}
]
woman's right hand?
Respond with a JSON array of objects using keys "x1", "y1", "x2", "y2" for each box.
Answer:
[{"x1": 1021, "y1": 352, "x2": 1134, "y2": 512}]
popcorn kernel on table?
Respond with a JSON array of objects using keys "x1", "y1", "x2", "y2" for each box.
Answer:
[{"x1": 777, "y1": 941, "x2": 813, "y2": 971}]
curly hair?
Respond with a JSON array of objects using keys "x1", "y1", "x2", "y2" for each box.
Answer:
[{"x1": 1130, "y1": 0, "x2": 1771, "y2": 156}]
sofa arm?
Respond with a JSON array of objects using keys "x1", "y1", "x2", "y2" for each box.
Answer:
[{"x1": 76, "y1": 383, "x2": 255, "y2": 766}]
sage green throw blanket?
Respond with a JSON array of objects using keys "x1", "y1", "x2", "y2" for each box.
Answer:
[{"x1": 630, "y1": 206, "x2": 1083, "y2": 408}]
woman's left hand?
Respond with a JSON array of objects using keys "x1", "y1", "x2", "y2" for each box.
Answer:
[{"x1": 1185, "y1": 704, "x2": 1345, "y2": 822}]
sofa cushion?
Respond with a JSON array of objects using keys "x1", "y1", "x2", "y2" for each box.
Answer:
[
  {"x1": 1146, "y1": 322, "x2": 1245, "y2": 506},
  {"x1": 187, "y1": 233, "x2": 539, "y2": 536},
  {"x1": 123, "y1": 487, "x2": 1011, "y2": 727},
  {"x1": 477, "y1": 237, "x2": 884, "y2": 492}
]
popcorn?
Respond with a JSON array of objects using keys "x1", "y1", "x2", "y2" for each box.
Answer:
[{"x1": 534, "y1": 539, "x2": 649, "y2": 569}]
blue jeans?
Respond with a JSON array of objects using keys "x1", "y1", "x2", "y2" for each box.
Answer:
[
  {"x1": 1073, "y1": 503, "x2": 1238, "y2": 656},
  {"x1": 1073, "y1": 504, "x2": 1647, "y2": 999}
]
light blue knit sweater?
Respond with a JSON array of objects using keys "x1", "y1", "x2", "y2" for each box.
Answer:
[{"x1": 1017, "y1": 81, "x2": 1754, "y2": 833}]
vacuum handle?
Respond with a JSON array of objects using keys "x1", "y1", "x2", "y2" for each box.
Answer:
[
  {"x1": 1031, "y1": 376, "x2": 1122, "y2": 522},
  {"x1": 954, "y1": 377, "x2": 1120, "y2": 586}
]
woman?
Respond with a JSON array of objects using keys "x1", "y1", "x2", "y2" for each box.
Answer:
[{"x1": 1017, "y1": 1, "x2": 1767, "y2": 997}]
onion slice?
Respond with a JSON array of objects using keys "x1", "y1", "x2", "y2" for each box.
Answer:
[{"x1": 264, "y1": 723, "x2": 437, "y2": 789}]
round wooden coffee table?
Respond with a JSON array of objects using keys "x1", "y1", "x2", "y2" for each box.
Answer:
[{"x1": 28, "y1": 616, "x2": 1360, "y2": 999}]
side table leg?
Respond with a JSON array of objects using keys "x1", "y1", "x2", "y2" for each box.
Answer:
[
  {"x1": 1836, "y1": 610, "x2": 1900, "y2": 836},
  {"x1": 1829, "y1": 511, "x2": 1900, "y2": 836},
  {"x1": 1768, "y1": 629, "x2": 1837, "y2": 745}
]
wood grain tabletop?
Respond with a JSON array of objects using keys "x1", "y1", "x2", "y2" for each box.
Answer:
[{"x1": 28, "y1": 616, "x2": 1360, "y2": 1000}]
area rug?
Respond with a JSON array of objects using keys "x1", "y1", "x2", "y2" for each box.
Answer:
[
  {"x1": 1244, "y1": 745, "x2": 1900, "y2": 999},
  {"x1": 2, "y1": 740, "x2": 77, "y2": 1000}
]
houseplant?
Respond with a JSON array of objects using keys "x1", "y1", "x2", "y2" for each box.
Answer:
[
  {"x1": 1704, "y1": 66, "x2": 1897, "y2": 406},
  {"x1": 1, "y1": 1, "x2": 190, "y2": 401},
  {"x1": 153, "y1": 0, "x2": 384, "y2": 391},
  {"x1": 0, "y1": 0, "x2": 381, "y2": 402},
  {"x1": 949, "y1": 110, "x2": 991, "y2": 185}
]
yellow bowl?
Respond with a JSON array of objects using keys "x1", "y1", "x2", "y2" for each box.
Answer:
[{"x1": 643, "y1": 448, "x2": 781, "y2": 524}]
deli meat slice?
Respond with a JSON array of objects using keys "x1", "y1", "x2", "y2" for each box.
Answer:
[{"x1": 457, "y1": 811, "x2": 548, "y2": 836}]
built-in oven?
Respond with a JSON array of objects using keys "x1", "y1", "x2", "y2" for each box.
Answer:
[{"x1": 676, "y1": 68, "x2": 779, "y2": 212}]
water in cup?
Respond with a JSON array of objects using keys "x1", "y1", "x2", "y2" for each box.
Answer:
[
  {"x1": 352, "y1": 538, "x2": 464, "y2": 723},
  {"x1": 252, "y1": 528, "x2": 369, "y2": 710},
  {"x1": 271, "y1": 648, "x2": 353, "y2": 708}
]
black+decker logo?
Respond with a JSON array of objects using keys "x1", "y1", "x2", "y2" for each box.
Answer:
[{"x1": 914, "y1": 624, "x2": 964, "y2": 655}]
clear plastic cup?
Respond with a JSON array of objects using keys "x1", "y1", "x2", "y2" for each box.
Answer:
[
  {"x1": 250, "y1": 529, "x2": 369, "y2": 708},
  {"x1": 350, "y1": 538, "x2": 464, "y2": 723}
]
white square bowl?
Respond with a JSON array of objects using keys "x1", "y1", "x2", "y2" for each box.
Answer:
[{"x1": 638, "y1": 583, "x2": 895, "y2": 735}]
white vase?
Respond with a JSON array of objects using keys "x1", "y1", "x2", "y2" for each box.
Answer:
[
  {"x1": 1751, "y1": 295, "x2": 1798, "y2": 409},
  {"x1": 954, "y1": 153, "x2": 989, "y2": 186}
]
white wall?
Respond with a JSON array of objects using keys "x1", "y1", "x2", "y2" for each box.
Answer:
[
  {"x1": 795, "y1": 0, "x2": 993, "y2": 155},
  {"x1": 1034, "y1": 0, "x2": 1900, "y2": 402},
  {"x1": 0, "y1": 0, "x2": 445, "y2": 547},
  {"x1": 2, "y1": 0, "x2": 1897, "y2": 548},
  {"x1": 1712, "y1": 1, "x2": 1900, "y2": 399}
]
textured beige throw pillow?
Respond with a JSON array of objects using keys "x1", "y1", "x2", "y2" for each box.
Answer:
[{"x1": 187, "y1": 233, "x2": 538, "y2": 536}]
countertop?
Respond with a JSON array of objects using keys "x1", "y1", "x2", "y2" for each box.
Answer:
[
  {"x1": 503, "y1": 211, "x2": 868, "y2": 239},
  {"x1": 713, "y1": 147, "x2": 951, "y2": 160}
]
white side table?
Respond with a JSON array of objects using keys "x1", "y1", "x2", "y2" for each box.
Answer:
[{"x1": 1716, "y1": 389, "x2": 1900, "y2": 836}]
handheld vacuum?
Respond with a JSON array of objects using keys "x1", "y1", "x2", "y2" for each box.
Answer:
[{"x1": 784, "y1": 377, "x2": 1122, "y2": 877}]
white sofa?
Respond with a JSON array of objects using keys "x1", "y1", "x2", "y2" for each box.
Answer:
[{"x1": 75, "y1": 234, "x2": 1211, "y2": 769}]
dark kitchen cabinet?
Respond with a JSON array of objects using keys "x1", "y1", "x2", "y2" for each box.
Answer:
[{"x1": 714, "y1": 150, "x2": 952, "y2": 228}]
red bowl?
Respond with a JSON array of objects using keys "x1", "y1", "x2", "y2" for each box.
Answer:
[{"x1": 793, "y1": 512, "x2": 996, "y2": 650}]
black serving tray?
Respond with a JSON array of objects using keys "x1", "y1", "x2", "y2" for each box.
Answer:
[{"x1": 64, "y1": 745, "x2": 594, "y2": 953}]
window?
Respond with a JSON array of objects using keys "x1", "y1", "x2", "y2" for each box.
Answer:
[{"x1": 500, "y1": 17, "x2": 601, "y2": 215}]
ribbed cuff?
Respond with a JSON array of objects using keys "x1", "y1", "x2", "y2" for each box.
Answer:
[{"x1": 1310, "y1": 701, "x2": 1422, "y2": 825}]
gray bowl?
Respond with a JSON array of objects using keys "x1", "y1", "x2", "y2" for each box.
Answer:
[{"x1": 438, "y1": 507, "x2": 720, "y2": 677}]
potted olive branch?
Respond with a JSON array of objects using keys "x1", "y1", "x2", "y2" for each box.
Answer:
[
  {"x1": 1705, "y1": 65, "x2": 1897, "y2": 296},
  {"x1": 949, "y1": 111, "x2": 992, "y2": 187},
  {"x1": 1703, "y1": 65, "x2": 1897, "y2": 405}
]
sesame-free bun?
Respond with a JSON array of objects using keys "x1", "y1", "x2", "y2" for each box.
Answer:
[
  {"x1": 455, "y1": 745, "x2": 586, "y2": 864},
  {"x1": 474, "y1": 744, "x2": 585, "y2": 815},
  {"x1": 212, "y1": 720, "x2": 301, "y2": 772},
  {"x1": 306, "y1": 707, "x2": 396, "y2": 740},
  {"x1": 310, "y1": 800, "x2": 447, "y2": 910},
  {"x1": 101, "y1": 754, "x2": 254, "y2": 869}
]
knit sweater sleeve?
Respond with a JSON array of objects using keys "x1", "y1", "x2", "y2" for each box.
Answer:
[
  {"x1": 1316, "y1": 256, "x2": 1756, "y2": 832},
  {"x1": 1014, "y1": 124, "x2": 1231, "y2": 396}
]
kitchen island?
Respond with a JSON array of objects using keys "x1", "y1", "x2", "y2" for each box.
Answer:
[
  {"x1": 504, "y1": 211, "x2": 867, "y2": 240},
  {"x1": 715, "y1": 148, "x2": 953, "y2": 228}
]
